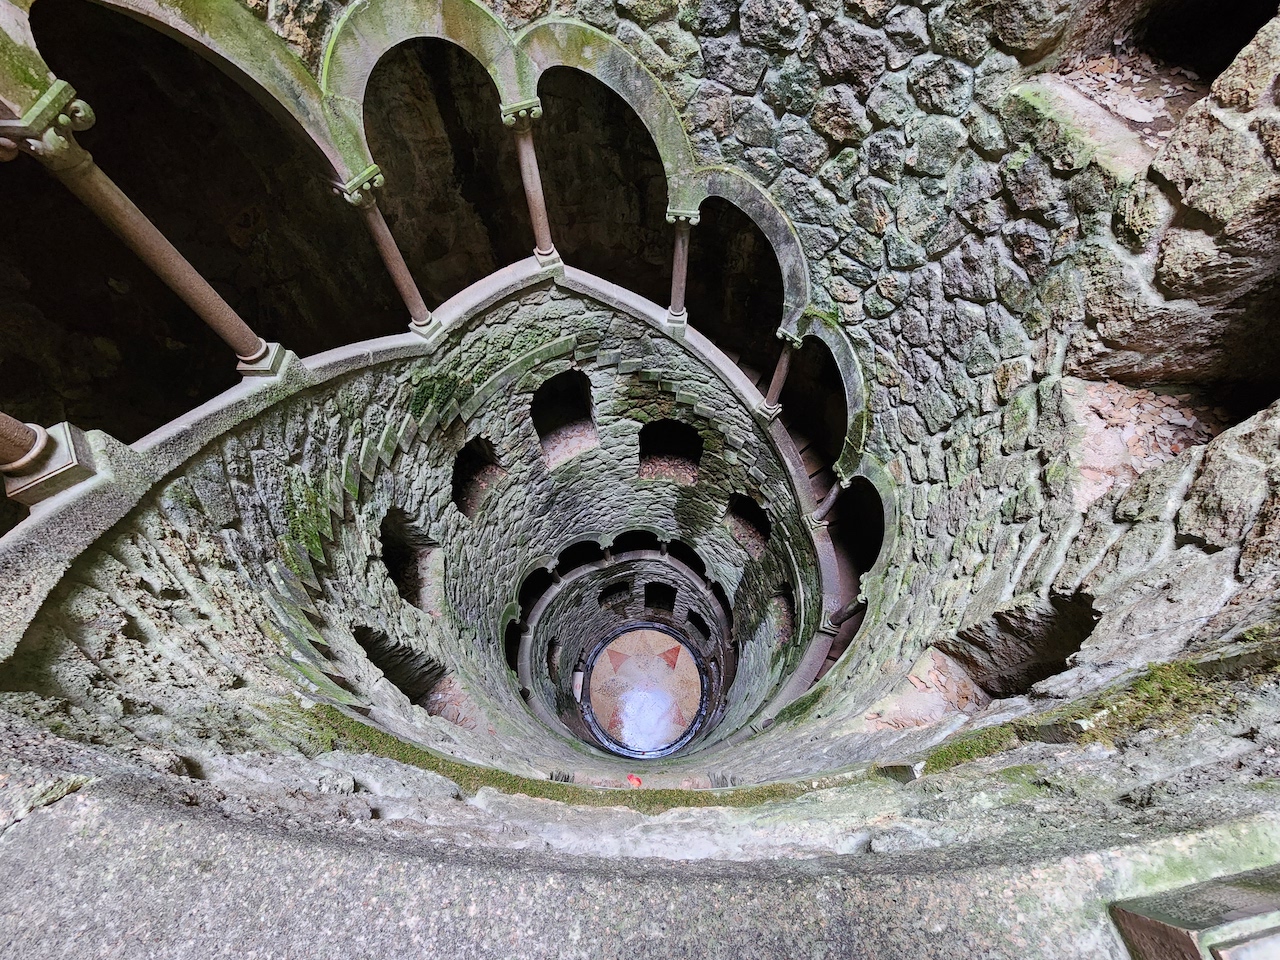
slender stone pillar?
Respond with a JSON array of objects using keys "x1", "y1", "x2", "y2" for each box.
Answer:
[
  {"x1": 759, "y1": 331, "x2": 802, "y2": 418},
  {"x1": 664, "y1": 210, "x2": 699, "y2": 335},
  {"x1": 334, "y1": 166, "x2": 432, "y2": 329},
  {"x1": 813, "y1": 481, "x2": 844, "y2": 523},
  {"x1": 764, "y1": 346, "x2": 793, "y2": 406},
  {"x1": 0, "y1": 413, "x2": 44, "y2": 473},
  {"x1": 503, "y1": 101, "x2": 557, "y2": 261},
  {"x1": 58, "y1": 158, "x2": 267, "y2": 361},
  {"x1": 1, "y1": 84, "x2": 273, "y2": 367}
]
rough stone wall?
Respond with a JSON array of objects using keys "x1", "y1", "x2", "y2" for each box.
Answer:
[
  {"x1": 4, "y1": 283, "x2": 826, "y2": 777},
  {"x1": 1081, "y1": 16, "x2": 1280, "y2": 399}
]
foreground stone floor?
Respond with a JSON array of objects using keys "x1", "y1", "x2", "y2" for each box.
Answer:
[{"x1": 3, "y1": 777, "x2": 1277, "y2": 960}]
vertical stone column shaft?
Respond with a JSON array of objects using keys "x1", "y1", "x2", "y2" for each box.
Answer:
[
  {"x1": 55, "y1": 157, "x2": 267, "y2": 362},
  {"x1": 511, "y1": 119, "x2": 556, "y2": 258},
  {"x1": 814, "y1": 481, "x2": 843, "y2": 522},
  {"x1": 765, "y1": 347, "x2": 793, "y2": 406},
  {"x1": 361, "y1": 201, "x2": 431, "y2": 326},
  {"x1": 668, "y1": 221, "x2": 691, "y2": 318},
  {"x1": 0, "y1": 413, "x2": 40, "y2": 469}
]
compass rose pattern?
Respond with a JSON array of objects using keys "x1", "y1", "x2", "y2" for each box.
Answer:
[{"x1": 587, "y1": 629, "x2": 702, "y2": 754}]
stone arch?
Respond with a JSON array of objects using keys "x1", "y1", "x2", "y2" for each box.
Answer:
[
  {"x1": 321, "y1": 0, "x2": 532, "y2": 166},
  {"x1": 516, "y1": 19, "x2": 695, "y2": 189},
  {"x1": 693, "y1": 168, "x2": 810, "y2": 331},
  {"x1": 57, "y1": 0, "x2": 362, "y2": 177},
  {"x1": 790, "y1": 325, "x2": 868, "y2": 481}
]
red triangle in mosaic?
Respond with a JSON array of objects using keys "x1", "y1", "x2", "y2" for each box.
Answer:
[
  {"x1": 607, "y1": 649, "x2": 630, "y2": 672},
  {"x1": 660, "y1": 645, "x2": 682, "y2": 670}
]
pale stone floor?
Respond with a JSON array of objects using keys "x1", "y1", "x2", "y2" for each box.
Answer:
[{"x1": 586, "y1": 628, "x2": 702, "y2": 754}]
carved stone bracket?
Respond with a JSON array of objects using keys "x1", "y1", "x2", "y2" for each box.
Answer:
[
  {"x1": 0, "y1": 80, "x2": 96, "y2": 171},
  {"x1": 776, "y1": 328, "x2": 803, "y2": 349},
  {"x1": 665, "y1": 209, "x2": 701, "y2": 226},
  {"x1": 501, "y1": 97, "x2": 543, "y2": 128},
  {"x1": 333, "y1": 164, "x2": 385, "y2": 208}
]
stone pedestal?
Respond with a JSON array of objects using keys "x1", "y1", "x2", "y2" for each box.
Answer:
[{"x1": 3, "y1": 422, "x2": 96, "y2": 506}]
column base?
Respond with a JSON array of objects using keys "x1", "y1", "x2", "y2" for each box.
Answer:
[
  {"x1": 534, "y1": 247, "x2": 564, "y2": 276},
  {"x1": 3, "y1": 422, "x2": 97, "y2": 506},
  {"x1": 237, "y1": 341, "x2": 287, "y2": 378},
  {"x1": 663, "y1": 309, "x2": 688, "y2": 339},
  {"x1": 408, "y1": 317, "x2": 445, "y2": 345},
  {"x1": 805, "y1": 512, "x2": 830, "y2": 531},
  {"x1": 756, "y1": 400, "x2": 782, "y2": 422}
]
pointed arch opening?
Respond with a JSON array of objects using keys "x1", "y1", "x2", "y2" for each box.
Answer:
[
  {"x1": 686, "y1": 196, "x2": 786, "y2": 388},
  {"x1": 364, "y1": 37, "x2": 531, "y2": 305},
  {"x1": 535, "y1": 66, "x2": 671, "y2": 304}
]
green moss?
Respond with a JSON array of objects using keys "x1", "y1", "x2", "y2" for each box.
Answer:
[
  {"x1": 923, "y1": 724, "x2": 1020, "y2": 775},
  {"x1": 1241, "y1": 620, "x2": 1280, "y2": 645},
  {"x1": 920, "y1": 654, "x2": 1271, "y2": 776},
  {"x1": 800, "y1": 305, "x2": 841, "y2": 334},
  {"x1": 1078, "y1": 660, "x2": 1228, "y2": 747},
  {"x1": 292, "y1": 703, "x2": 808, "y2": 815},
  {"x1": 283, "y1": 475, "x2": 327, "y2": 561},
  {"x1": 409, "y1": 372, "x2": 461, "y2": 420},
  {"x1": 773, "y1": 686, "x2": 823, "y2": 725}
]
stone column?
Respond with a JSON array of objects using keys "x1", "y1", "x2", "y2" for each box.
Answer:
[
  {"x1": 764, "y1": 346, "x2": 793, "y2": 406},
  {"x1": 760, "y1": 332, "x2": 801, "y2": 419},
  {"x1": 503, "y1": 101, "x2": 558, "y2": 263},
  {"x1": 334, "y1": 166, "x2": 432, "y2": 331},
  {"x1": 665, "y1": 210, "x2": 699, "y2": 334},
  {"x1": 813, "y1": 481, "x2": 844, "y2": 523},
  {"x1": 0, "y1": 413, "x2": 45, "y2": 474},
  {"x1": 0, "y1": 84, "x2": 278, "y2": 371}
]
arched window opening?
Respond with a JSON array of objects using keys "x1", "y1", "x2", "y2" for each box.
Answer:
[
  {"x1": 687, "y1": 610, "x2": 710, "y2": 642},
  {"x1": 365, "y1": 38, "x2": 530, "y2": 304},
  {"x1": 779, "y1": 337, "x2": 847, "y2": 503},
  {"x1": 644, "y1": 582, "x2": 677, "y2": 613},
  {"x1": 638, "y1": 419, "x2": 703, "y2": 483},
  {"x1": 1136, "y1": 0, "x2": 1275, "y2": 84},
  {"x1": 686, "y1": 197, "x2": 785, "y2": 385},
  {"x1": 503, "y1": 619, "x2": 524, "y2": 673},
  {"x1": 558, "y1": 539, "x2": 605, "y2": 573},
  {"x1": 518, "y1": 566, "x2": 556, "y2": 619},
  {"x1": 819, "y1": 477, "x2": 887, "y2": 678},
  {"x1": 726, "y1": 494, "x2": 772, "y2": 559},
  {"x1": 380, "y1": 509, "x2": 439, "y2": 609},
  {"x1": 547, "y1": 638, "x2": 562, "y2": 683},
  {"x1": 610, "y1": 530, "x2": 662, "y2": 555},
  {"x1": 451, "y1": 436, "x2": 504, "y2": 519},
  {"x1": 353, "y1": 625, "x2": 446, "y2": 704},
  {"x1": 537, "y1": 67, "x2": 671, "y2": 305},
  {"x1": 599, "y1": 580, "x2": 633, "y2": 609},
  {"x1": 531, "y1": 369, "x2": 596, "y2": 466},
  {"x1": 666, "y1": 540, "x2": 707, "y2": 580}
]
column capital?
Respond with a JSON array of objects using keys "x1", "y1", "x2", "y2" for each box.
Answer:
[
  {"x1": 332, "y1": 163, "x2": 385, "y2": 208},
  {"x1": 665, "y1": 208, "x2": 701, "y2": 226},
  {"x1": 501, "y1": 97, "x2": 543, "y2": 128},
  {"x1": 776, "y1": 328, "x2": 803, "y2": 349},
  {"x1": 0, "y1": 79, "x2": 95, "y2": 172}
]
